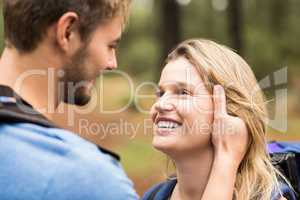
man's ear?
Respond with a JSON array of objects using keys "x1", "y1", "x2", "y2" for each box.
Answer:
[{"x1": 56, "y1": 12, "x2": 81, "y2": 55}]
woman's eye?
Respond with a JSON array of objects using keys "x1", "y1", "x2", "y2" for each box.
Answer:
[{"x1": 179, "y1": 89, "x2": 190, "y2": 96}]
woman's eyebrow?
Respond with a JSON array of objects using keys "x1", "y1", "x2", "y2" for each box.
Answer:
[
  {"x1": 176, "y1": 81, "x2": 195, "y2": 91},
  {"x1": 158, "y1": 81, "x2": 195, "y2": 91}
]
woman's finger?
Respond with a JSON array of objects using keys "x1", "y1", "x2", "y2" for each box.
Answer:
[{"x1": 213, "y1": 85, "x2": 227, "y2": 117}]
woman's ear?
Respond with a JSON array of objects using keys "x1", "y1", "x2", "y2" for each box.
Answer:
[{"x1": 56, "y1": 12, "x2": 81, "y2": 55}]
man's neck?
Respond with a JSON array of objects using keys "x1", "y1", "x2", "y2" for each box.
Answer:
[
  {"x1": 172, "y1": 147, "x2": 214, "y2": 200},
  {"x1": 0, "y1": 47, "x2": 62, "y2": 120}
]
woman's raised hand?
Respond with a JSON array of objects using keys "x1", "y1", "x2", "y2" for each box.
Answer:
[{"x1": 211, "y1": 85, "x2": 250, "y2": 168}]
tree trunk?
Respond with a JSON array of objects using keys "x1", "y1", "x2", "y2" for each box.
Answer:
[
  {"x1": 270, "y1": 0, "x2": 289, "y2": 35},
  {"x1": 228, "y1": 0, "x2": 244, "y2": 55},
  {"x1": 156, "y1": 0, "x2": 181, "y2": 79}
]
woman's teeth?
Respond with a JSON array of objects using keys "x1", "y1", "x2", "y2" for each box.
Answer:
[{"x1": 157, "y1": 121, "x2": 180, "y2": 129}]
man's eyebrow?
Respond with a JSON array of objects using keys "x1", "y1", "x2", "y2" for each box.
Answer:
[{"x1": 111, "y1": 38, "x2": 121, "y2": 44}]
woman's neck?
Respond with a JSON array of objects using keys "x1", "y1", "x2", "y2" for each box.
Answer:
[{"x1": 171, "y1": 147, "x2": 214, "y2": 200}]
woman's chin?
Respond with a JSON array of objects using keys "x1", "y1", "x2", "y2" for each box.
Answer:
[
  {"x1": 152, "y1": 135, "x2": 179, "y2": 155},
  {"x1": 152, "y1": 132, "x2": 212, "y2": 157}
]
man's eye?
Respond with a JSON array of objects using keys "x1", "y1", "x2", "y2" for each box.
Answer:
[
  {"x1": 109, "y1": 44, "x2": 117, "y2": 50},
  {"x1": 109, "y1": 46, "x2": 116, "y2": 50},
  {"x1": 155, "y1": 90, "x2": 164, "y2": 97}
]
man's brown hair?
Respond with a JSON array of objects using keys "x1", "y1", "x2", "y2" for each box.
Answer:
[{"x1": 3, "y1": 0, "x2": 131, "y2": 53}]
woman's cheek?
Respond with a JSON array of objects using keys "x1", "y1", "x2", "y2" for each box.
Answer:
[
  {"x1": 179, "y1": 99, "x2": 214, "y2": 134},
  {"x1": 175, "y1": 99, "x2": 195, "y2": 114},
  {"x1": 176, "y1": 97, "x2": 213, "y2": 116}
]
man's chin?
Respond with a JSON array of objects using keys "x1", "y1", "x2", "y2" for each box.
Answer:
[
  {"x1": 63, "y1": 86, "x2": 92, "y2": 106},
  {"x1": 73, "y1": 94, "x2": 91, "y2": 106}
]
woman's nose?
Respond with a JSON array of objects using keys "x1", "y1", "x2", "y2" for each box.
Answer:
[
  {"x1": 154, "y1": 98, "x2": 175, "y2": 113},
  {"x1": 150, "y1": 96, "x2": 175, "y2": 123}
]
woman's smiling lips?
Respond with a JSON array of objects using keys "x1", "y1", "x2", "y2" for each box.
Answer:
[{"x1": 155, "y1": 117, "x2": 182, "y2": 136}]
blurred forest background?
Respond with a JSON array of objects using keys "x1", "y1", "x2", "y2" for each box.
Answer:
[{"x1": 1, "y1": 0, "x2": 300, "y2": 196}]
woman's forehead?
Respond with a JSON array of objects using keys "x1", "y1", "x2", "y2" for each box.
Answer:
[{"x1": 159, "y1": 58, "x2": 204, "y2": 88}]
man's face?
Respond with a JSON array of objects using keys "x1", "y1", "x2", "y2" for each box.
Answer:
[{"x1": 61, "y1": 16, "x2": 123, "y2": 106}]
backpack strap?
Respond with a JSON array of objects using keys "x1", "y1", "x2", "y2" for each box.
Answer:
[
  {"x1": 143, "y1": 179, "x2": 177, "y2": 200},
  {"x1": 270, "y1": 151, "x2": 300, "y2": 198},
  {"x1": 0, "y1": 102, "x2": 56, "y2": 128},
  {"x1": 0, "y1": 85, "x2": 120, "y2": 161},
  {"x1": 0, "y1": 85, "x2": 56, "y2": 128},
  {"x1": 272, "y1": 182, "x2": 297, "y2": 200},
  {"x1": 146, "y1": 183, "x2": 164, "y2": 200}
]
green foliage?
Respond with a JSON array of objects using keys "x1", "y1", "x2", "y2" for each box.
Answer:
[
  {"x1": 117, "y1": 0, "x2": 300, "y2": 80},
  {"x1": 1, "y1": 0, "x2": 298, "y2": 79},
  {"x1": 0, "y1": 5, "x2": 4, "y2": 51}
]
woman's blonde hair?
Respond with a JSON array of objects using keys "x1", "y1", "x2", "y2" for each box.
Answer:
[{"x1": 165, "y1": 39, "x2": 288, "y2": 200}]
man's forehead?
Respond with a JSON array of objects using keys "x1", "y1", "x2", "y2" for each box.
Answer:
[{"x1": 96, "y1": 17, "x2": 123, "y2": 40}]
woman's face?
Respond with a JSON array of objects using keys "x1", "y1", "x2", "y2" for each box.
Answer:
[{"x1": 150, "y1": 57, "x2": 214, "y2": 156}]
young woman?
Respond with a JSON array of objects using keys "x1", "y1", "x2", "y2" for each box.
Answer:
[{"x1": 142, "y1": 39, "x2": 295, "y2": 200}]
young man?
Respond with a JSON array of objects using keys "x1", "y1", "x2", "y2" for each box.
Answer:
[{"x1": 0, "y1": 0, "x2": 138, "y2": 199}]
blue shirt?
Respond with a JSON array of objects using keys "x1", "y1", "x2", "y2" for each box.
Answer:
[{"x1": 0, "y1": 122, "x2": 139, "y2": 200}]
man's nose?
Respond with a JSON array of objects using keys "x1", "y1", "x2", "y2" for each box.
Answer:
[{"x1": 106, "y1": 53, "x2": 118, "y2": 70}]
